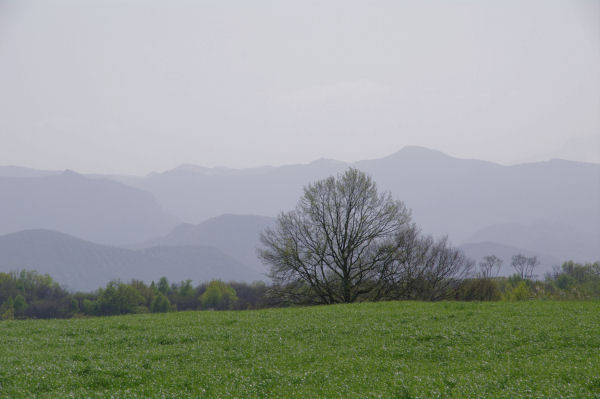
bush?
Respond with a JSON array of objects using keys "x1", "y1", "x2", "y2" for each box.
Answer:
[
  {"x1": 96, "y1": 281, "x2": 146, "y2": 316},
  {"x1": 200, "y1": 281, "x2": 238, "y2": 310},
  {"x1": 151, "y1": 293, "x2": 172, "y2": 313},
  {"x1": 0, "y1": 297, "x2": 15, "y2": 320},
  {"x1": 457, "y1": 278, "x2": 502, "y2": 301},
  {"x1": 81, "y1": 299, "x2": 96, "y2": 315},
  {"x1": 13, "y1": 294, "x2": 28, "y2": 318},
  {"x1": 507, "y1": 281, "x2": 531, "y2": 301}
]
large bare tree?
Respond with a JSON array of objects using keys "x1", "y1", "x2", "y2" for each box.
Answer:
[
  {"x1": 259, "y1": 168, "x2": 473, "y2": 304},
  {"x1": 259, "y1": 168, "x2": 411, "y2": 304}
]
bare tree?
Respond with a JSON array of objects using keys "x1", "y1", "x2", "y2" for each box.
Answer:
[
  {"x1": 479, "y1": 255, "x2": 503, "y2": 278},
  {"x1": 413, "y1": 235, "x2": 474, "y2": 300},
  {"x1": 511, "y1": 254, "x2": 539, "y2": 279},
  {"x1": 259, "y1": 168, "x2": 411, "y2": 304},
  {"x1": 511, "y1": 254, "x2": 528, "y2": 279},
  {"x1": 525, "y1": 256, "x2": 540, "y2": 279},
  {"x1": 384, "y1": 233, "x2": 474, "y2": 300},
  {"x1": 259, "y1": 168, "x2": 473, "y2": 304}
]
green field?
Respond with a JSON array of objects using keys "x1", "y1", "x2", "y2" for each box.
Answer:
[{"x1": 0, "y1": 301, "x2": 599, "y2": 398}]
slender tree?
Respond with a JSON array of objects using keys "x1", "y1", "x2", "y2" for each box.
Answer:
[
  {"x1": 479, "y1": 255, "x2": 503, "y2": 279},
  {"x1": 511, "y1": 254, "x2": 539, "y2": 279}
]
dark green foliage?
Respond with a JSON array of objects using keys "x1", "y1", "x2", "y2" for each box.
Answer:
[
  {"x1": 556, "y1": 273, "x2": 576, "y2": 290},
  {"x1": 170, "y1": 279, "x2": 196, "y2": 310},
  {"x1": 0, "y1": 271, "x2": 74, "y2": 319},
  {"x1": 81, "y1": 299, "x2": 96, "y2": 315},
  {"x1": 27, "y1": 298, "x2": 76, "y2": 319},
  {"x1": 150, "y1": 293, "x2": 171, "y2": 313},
  {"x1": 456, "y1": 278, "x2": 502, "y2": 301},
  {"x1": 0, "y1": 296, "x2": 14, "y2": 320},
  {"x1": 200, "y1": 280, "x2": 238, "y2": 310},
  {"x1": 157, "y1": 276, "x2": 170, "y2": 296},
  {"x1": 96, "y1": 281, "x2": 146, "y2": 316},
  {"x1": 229, "y1": 281, "x2": 269, "y2": 309},
  {"x1": 506, "y1": 281, "x2": 531, "y2": 301},
  {"x1": 13, "y1": 294, "x2": 28, "y2": 318},
  {"x1": 128, "y1": 279, "x2": 156, "y2": 309},
  {"x1": 69, "y1": 298, "x2": 79, "y2": 314}
]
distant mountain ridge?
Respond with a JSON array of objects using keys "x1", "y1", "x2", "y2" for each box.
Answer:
[
  {"x1": 353, "y1": 147, "x2": 600, "y2": 262},
  {"x1": 0, "y1": 171, "x2": 178, "y2": 245},
  {"x1": 112, "y1": 146, "x2": 599, "y2": 263},
  {"x1": 2, "y1": 146, "x2": 599, "y2": 264},
  {"x1": 139, "y1": 214, "x2": 277, "y2": 272},
  {"x1": 0, "y1": 165, "x2": 60, "y2": 178},
  {"x1": 0, "y1": 229, "x2": 264, "y2": 291}
]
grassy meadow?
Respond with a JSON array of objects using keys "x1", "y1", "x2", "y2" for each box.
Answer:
[{"x1": 0, "y1": 301, "x2": 599, "y2": 398}]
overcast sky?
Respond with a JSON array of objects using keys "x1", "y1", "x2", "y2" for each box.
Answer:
[{"x1": 0, "y1": 0, "x2": 598, "y2": 175}]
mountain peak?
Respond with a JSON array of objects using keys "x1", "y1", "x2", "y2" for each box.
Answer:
[
  {"x1": 60, "y1": 169, "x2": 85, "y2": 179},
  {"x1": 370, "y1": 146, "x2": 454, "y2": 164},
  {"x1": 395, "y1": 145, "x2": 450, "y2": 157}
]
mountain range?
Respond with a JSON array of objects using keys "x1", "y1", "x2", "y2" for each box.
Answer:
[
  {"x1": 1, "y1": 146, "x2": 598, "y2": 288},
  {"x1": 117, "y1": 146, "x2": 599, "y2": 260},
  {"x1": 0, "y1": 229, "x2": 264, "y2": 291},
  {"x1": 0, "y1": 171, "x2": 177, "y2": 245},
  {"x1": 137, "y1": 214, "x2": 276, "y2": 273}
]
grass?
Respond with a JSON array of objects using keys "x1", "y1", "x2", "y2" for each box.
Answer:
[{"x1": 0, "y1": 301, "x2": 599, "y2": 398}]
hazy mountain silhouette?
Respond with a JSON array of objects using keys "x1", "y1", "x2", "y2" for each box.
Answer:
[
  {"x1": 0, "y1": 171, "x2": 178, "y2": 245},
  {"x1": 117, "y1": 158, "x2": 346, "y2": 226},
  {"x1": 3, "y1": 147, "x2": 598, "y2": 264},
  {"x1": 0, "y1": 230, "x2": 264, "y2": 291},
  {"x1": 115, "y1": 146, "x2": 599, "y2": 263},
  {"x1": 550, "y1": 136, "x2": 600, "y2": 164},
  {"x1": 139, "y1": 214, "x2": 277, "y2": 272},
  {"x1": 354, "y1": 147, "x2": 599, "y2": 243},
  {"x1": 0, "y1": 165, "x2": 60, "y2": 178}
]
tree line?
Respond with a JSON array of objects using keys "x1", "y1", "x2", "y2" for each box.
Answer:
[
  {"x1": 0, "y1": 259, "x2": 598, "y2": 320},
  {"x1": 459, "y1": 260, "x2": 600, "y2": 301},
  {"x1": 0, "y1": 272, "x2": 272, "y2": 320}
]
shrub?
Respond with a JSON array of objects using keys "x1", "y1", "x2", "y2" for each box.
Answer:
[
  {"x1": 81, "y1": 299, "x2": 96, "y2": 315},
  {"x1": 97, "y1": 281, "x2": 145, "y2": 316},
  {"x1": 507, "y1": 281, "x2": 531, "y2": 301},
  {"x1": 13, "y1": 294, "x2": 28, "y2": 318},
  {"x1": 200, "y1": 281, "x2": 238, "y2": 310},
  {"x1": 0, "y1": 297, "x2": 15, "y2": 320},
  {"x1": 151, "y1": 293, "x2": 172, "y2": 313}
]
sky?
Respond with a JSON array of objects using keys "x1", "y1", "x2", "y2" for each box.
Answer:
[{"x1": 0, "y1": 0, "x2": 599, "y2": 175}]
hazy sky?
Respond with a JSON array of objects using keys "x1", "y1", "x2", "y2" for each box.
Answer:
[{"x1": 0, "y1": 0, "x2": 598, "y2": 174}]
